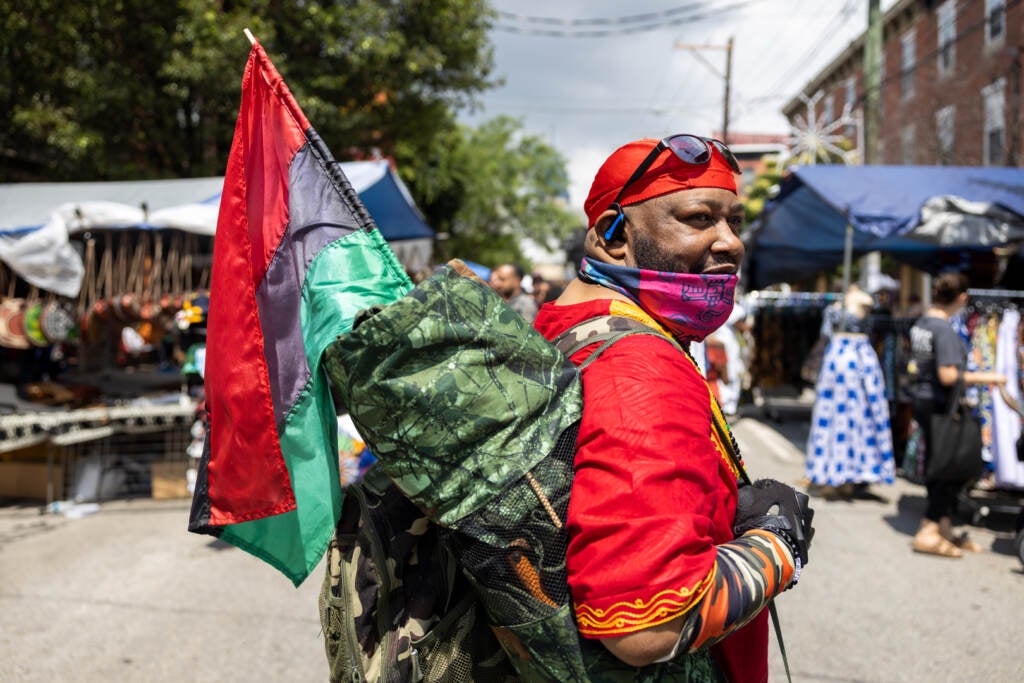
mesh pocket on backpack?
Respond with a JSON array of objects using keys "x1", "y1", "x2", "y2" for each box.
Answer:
[
  {"x1": 446, "y1": 422, "x2": 577, "y2": 620},
  {"x1": 444, "y1": 422, "x2": 588, "y2": 680},
  {"x1": 413, "y1": 598, "x2": 515, "y2": 683}
]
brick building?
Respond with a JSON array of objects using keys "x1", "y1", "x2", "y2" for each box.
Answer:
[{"x1": 782, "y1": 0, "x2": 1022, "y2": 167}]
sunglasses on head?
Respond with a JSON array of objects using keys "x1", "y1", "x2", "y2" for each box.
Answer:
[{"x1": 602, "y1": 134, "x2": 740, "y2": 241}]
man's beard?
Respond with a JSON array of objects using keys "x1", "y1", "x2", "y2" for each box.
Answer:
[{"x1": 631, "y1": 231, "x2": 691, "y2": 273}]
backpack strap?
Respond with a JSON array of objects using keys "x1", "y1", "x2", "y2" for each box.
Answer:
[{"x1": 553, "y1": 315, "x2": 677, "y2": 370}]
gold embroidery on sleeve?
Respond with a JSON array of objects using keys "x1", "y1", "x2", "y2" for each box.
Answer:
[{"x1": 575, "y1": 570, "x2": 716, "y2": 636}]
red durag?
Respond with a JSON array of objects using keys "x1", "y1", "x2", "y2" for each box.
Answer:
[{"x1": 584, "y1": 137, "x2": 739, "y2": 227}]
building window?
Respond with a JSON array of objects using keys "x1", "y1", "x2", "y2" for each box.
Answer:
[
  {"x1": 845, "y1": 76, "x2": 857, "y2": 141},
  {"x1": 935, "y1": 105, "x2": 955, "y2": 165},
  {"x1": 878, "y1": 55, "x2": 885, "y2": 117},
  {"x1": 983, "y1": 79, "x2": 1006, "y2": 166},
  {"x1": 986, "y1": 0, "x2": 1006, "y2": 45},
  {"x1": 823, "y1": 94, "x2": 834, "y2": 124},
  {"x1": 901, "y1": 29, "x2": 915, "y2": 99},
  {"x1": 936, "y1": 1, "x2": 956, "y2": 75},
  {"x1": 901, "y1": 124, "x2": 915, "y2": 165}
]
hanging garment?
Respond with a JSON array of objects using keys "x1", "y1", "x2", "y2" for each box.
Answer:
[
  {"x1": 751, "y1": 304, "x2": 825, "y2": 388},
  {"x1": 806, "y1": 333, "x2": 896, "y2": 487},
  {"x1": 969, "y1": 316, "x2": 998, "y2": 463},
  {"x1": 992, "y1": 308, "x2": 1024, "y2": 488}
]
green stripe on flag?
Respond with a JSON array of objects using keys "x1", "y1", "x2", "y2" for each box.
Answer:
[{"x1": 218, "y1": 229, "x2": 412, "y2": 586}]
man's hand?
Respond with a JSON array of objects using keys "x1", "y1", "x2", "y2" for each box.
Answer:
[{"x1": 733, "y1": 479, "x2": 815, "y2": 566}]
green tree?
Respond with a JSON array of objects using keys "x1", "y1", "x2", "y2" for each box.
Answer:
[
  {"x1": 265, "y1": 0, "x2": 497, "y2": 167},
  {"x1": 0, "y1": 0, "x2": 496, "y2": 180},
  {"x1": 405, "y1": 116, "x2": 581, "y2": 266},
  {"x1": 0, "y1": 1, "x2": 578, "y2": 269},
  {"x1": 1, "y1": 1, "x2": 185, "y2": 179},
  {"x1": 741, "y1": 156, "x2": 784, "y2": 226}
]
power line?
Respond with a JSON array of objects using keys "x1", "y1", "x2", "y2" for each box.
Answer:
[
  {"x1": 496, "y1": 1, "x2": 714, "y2": 27},
  {"x1": 778, "y1": 0, "x2": 1002, "y2": 112},
  {"x1": 492, "y1": 0, "x2": 758, "y2": 38},
  {"x1": 476, "y1": 98, "x2": 765, "y2": 116},
  {"x1": 762, "y1": 0, "x2": 861, "y2": 99},
  {"x1": 740, "y1": 0, "x2": 816, "y2": 89}
]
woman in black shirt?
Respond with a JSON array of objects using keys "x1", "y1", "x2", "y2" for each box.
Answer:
[{"x1": 908, "y1": 273, "x2": 1005, "y2": 557}]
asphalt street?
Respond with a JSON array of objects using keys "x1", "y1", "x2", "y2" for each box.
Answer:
[{"x1": 1, "y1": 410, "x2": 1022, "y2": 682}]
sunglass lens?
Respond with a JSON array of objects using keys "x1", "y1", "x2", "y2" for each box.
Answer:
[
  {"x1": 710, "y1": 140, "x2": 741, "y2": 173},
  {"x1": 666, "y1": 134, "x2": 711, "y2": 164}
]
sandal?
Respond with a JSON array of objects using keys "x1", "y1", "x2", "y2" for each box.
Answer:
[
  {"x1": 952, "y1": 534, "x2": 983, "y2": 553},
  {"x1": 912, "y1": 535, "x2": 963, "y2": 558}
]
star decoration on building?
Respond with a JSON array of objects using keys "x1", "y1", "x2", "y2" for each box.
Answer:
[{"x1": 779, "y1": 91, "x2": 859, "y2": 167}]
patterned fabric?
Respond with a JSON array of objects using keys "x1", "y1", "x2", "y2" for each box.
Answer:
[
  {"x1": 325, "y1": 262, "x2": 583, "y2": 526},
  {"x1": 324, "y1": 266, "x2": 729, "y2": 682},
  {"x1": 577, "y1": 258, "x2": 737, "y2": 343},
  {"x1": 806, "y1": 333, "x2": 896, "y2": 486},
  {"x1": 324, "y1": 263, "x2": 592, "y2": 681},
  {"x1": 552, "y1": 315, "x2": 794, "y2": 666},
  {"x1": 969, "y1": 318, "x2": 997, "y2": 462},
  {"x1": 992, "y1": 308, "x2": 1024, "y2": 488},
  {"x1": 676, "y1": 531, "x2": 795, "y2": 653}
]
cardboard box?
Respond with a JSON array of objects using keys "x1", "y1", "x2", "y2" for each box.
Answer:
[
  {"x1": 151, "y1": 460, "x2": 190, "y2": 500},
  {"x1": 0, "y1": 461, "x2": 63, "y2": 501}
]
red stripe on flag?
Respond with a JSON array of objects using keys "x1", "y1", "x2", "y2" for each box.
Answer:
[{"x1": 204, "y1": 43, "x2": 309, "y2": 525}]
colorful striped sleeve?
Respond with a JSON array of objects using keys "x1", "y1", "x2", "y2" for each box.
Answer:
[{"x1": 658, "y1": 529, "x2": 796, "y2": 661}]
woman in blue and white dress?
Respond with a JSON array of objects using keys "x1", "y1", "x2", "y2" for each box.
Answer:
[{"x1": 805, "y1": 284, "x2": 895, "y2": 497}]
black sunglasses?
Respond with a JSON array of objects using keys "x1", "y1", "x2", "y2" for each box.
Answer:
[{"x1": 602, "y1": 134, "x2": 740, "y2": 241}]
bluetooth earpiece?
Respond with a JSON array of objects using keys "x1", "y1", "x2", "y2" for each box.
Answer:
[{"x1": 602, "y1": 205, "x2": 626, "y2": 241}]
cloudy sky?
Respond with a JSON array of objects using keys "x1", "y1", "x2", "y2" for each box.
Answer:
[{"x1": 463, "y1": 0, "x2": 898, "y2": 211}]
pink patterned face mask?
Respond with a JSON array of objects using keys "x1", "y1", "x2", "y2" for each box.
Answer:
[{"x1": 579, "y1": 257, "x2": 737, "y2": 343}]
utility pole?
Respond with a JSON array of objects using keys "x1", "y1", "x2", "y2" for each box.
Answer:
[
  {"x1": 674, "y1": 37, "x2": 734, "y2": 143},
  {"x1": 863, "y1": 0, "x2": 882, "y2": 164},
  {"x1": 861, "y1": 0, "x2": 885, "y2": 298}
]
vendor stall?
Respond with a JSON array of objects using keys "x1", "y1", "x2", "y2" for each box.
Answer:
[
  {"x1": 744, "y1": 164, "x2": 1024, "y2": 290},
  {"x1": 745, "y1": 164, "x2": 1024, "y2": 509},
  {"x1": 0, "y1": 160, "x2": 435, "y2": 503}
]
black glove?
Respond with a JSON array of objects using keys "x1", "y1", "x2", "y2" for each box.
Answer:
[{"x1": 733, "y1": 478, "x2": 815, "y2": 567}]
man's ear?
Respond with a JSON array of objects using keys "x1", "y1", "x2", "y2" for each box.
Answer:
[{"x1": 590, "y1": 209, "x2": 629, "y2": 262}]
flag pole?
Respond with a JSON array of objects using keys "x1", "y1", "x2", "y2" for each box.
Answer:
[{"x1": 237, "y1": 26, "x2": 379, "y2": 235}]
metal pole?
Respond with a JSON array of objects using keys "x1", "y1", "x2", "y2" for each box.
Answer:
[
  {"x1": 673, "y1": 40, "x2": 732, "y2": 141},
  {"x1": 840, "y1": 221, "x2": 854, "y2": 332},
  {"x1": 861, "y1": 0, "x2": 883, "y2": 294},
  {"x1": 863, "y1": 0, "x2": 882, "y2": 164}
]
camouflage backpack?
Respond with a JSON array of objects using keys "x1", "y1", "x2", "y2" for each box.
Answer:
[
  {"x1": 318, "y1": 465, "x2": 515, "y2": 682},
  {"x1": 319, "y1": 261, "x2": 722, "y2": 682}
]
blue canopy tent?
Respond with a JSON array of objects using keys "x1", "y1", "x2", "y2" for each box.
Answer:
[{"x1": 745, "y1": 165, "x2": 1024, "y2": 290}]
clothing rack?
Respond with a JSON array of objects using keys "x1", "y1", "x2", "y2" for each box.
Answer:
[
  {"x1": 954, "y1": 297, "x2": 1024, "y2": 525},
  {"x1": 745, "y1": 291, "x2": 841, "y2": 308},
  {"x1": 968, "y1": 288, "x2": 1024, "y2": 299},
  {"x1": 966, "y1": 289, "x2": 1024, "y2": 315}
]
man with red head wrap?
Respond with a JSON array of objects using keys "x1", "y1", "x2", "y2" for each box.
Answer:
[{"x1": 533, "y1": 136, "x2": 814, "y2": 681}]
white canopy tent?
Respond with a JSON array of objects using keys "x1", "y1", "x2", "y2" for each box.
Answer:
[{"x1": 0, "y1": 160, "x2": 434, "y2": 297}]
